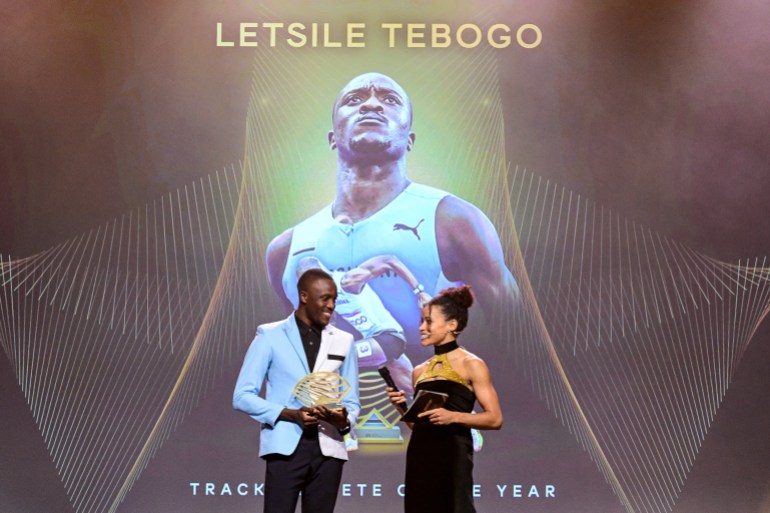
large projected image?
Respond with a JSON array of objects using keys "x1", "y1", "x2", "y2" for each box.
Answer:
[
  {"x1": 262, "y1": 71, "x2": 521, "y2": 445},
  {"x1": 2, "y1": 2, "x2": 770, "y2": 513}
]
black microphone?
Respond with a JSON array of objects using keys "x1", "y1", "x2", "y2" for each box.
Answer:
[{"x1": 378, "y1": 365, "x2": 407, "y2": 414}]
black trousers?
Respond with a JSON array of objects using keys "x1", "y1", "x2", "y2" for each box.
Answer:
[{"x1": 264, "y1": 429, "x2": 345, "y2": 513}]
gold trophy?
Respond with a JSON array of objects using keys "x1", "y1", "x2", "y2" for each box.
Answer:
[{"x1": 292, "y1": 371, "x2": 351, "y2": 410}]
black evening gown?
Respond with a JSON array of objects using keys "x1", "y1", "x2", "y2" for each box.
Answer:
[{"x1": 405, "y1": 379, "x2": 477, "y2": 513}]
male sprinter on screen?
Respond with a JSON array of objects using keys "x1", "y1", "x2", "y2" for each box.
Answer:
[{"x1": 266, "y1": 72, "x2": 520, "y2": 361}]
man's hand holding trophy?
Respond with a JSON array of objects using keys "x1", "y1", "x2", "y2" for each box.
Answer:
[{"x1": 292, "y1": 371, "x2": 352, "y2": 432}]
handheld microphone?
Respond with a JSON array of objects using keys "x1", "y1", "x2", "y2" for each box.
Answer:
[{"x1": 378, "y1": 365, "x2": 407, "y2": 414}]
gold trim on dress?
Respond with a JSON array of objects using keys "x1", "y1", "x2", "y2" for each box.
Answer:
[{"x1": 415, "y1": 352, "x2": 472, "y2": 390}]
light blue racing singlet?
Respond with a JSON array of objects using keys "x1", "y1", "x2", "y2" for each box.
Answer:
[
  {"x1": 281, "y1": 183, "x2": 459, "y2": 347},
  {"x1": 330, "y1": 270, "x2": 404, "y2": 340}
]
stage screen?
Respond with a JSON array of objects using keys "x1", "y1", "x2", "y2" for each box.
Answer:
[{"x1": 2, "y1": 2, "x2": 770, "y2": 513}]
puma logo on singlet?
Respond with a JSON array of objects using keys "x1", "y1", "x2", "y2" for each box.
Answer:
[{"x1": 393, "y1": 219, "x2": 424, "y2": 240}]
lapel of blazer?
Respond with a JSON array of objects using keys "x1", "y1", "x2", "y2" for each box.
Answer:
[
  {"x1": 282, "y1": 313, "x2": 310, "y2": 375},
  {"x1": 313, "y1": 324, "x2": 335, "y2": 372}
]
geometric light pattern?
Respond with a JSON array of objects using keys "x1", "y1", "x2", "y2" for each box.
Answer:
[
  {"x1": 0, "y1": 169, "x2": 245, "y2": 513},
  {"x1": 510, "y1": 167, "x2": 770, "y2": 512}
]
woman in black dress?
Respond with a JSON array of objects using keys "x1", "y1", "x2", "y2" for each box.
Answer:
[{"x1": 388, "y1": 285, "x2": 503, "y2": 513}]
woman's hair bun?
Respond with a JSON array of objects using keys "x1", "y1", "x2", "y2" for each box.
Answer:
[{"x1": 438, "y1": 285, "x2": 474, "y2": 309}]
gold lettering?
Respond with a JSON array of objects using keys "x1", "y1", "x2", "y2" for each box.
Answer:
[
  {"x1": 240, "y1": 23, "x2": 259, "y2": 47},
  {"x1": 457, "y1": 24, "x2": 482, "y2": 49},
  {"x1": 407, "y1": 23, "x2": 426, "y2": 48},
  {"x1": 347, "y1": 23, "x2": 366, "y2": 48},
  {"x1": 381, "y1": 23, "x2": 402, "y2": 48},
  {"x1": 323, "y1": 22, "x2": 342, "y2": 47},
  {"x1": 431, "y1": 24, "x2": 451, "y2": 48},
  {"x1": 262, "y1": 22, "x2": 283, "y2": 47},
  {"x1": 216, "y1": 23, "x2": 234, "y2": 47},
  {"x1": 213, "y1": 21, "x2": 540, "y2": 50},
  {"x1": 488, "y1": 24, "x2": 511, "y2": 49},
  {"x1": 516, "y1": 24, "x2": 542, "y2": 49},
  {"x1": 287, "y1": 23, "x2": 307, "y2": 47}
]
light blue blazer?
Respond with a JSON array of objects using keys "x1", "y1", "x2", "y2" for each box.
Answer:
[{"x1": 233, "y1": 314, "x2": 360, "y2": 460}]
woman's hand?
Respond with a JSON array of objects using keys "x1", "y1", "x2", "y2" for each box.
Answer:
[
  {"x1": 386, "y1": 387, "x2": 407, "y2": 407},
  {"x1": 418, "y1": 407, "x2": 458, "y2": 426}
]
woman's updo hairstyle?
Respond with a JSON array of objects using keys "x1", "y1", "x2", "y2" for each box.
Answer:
[{"x1": 428, "y1": 285, "x2": 475, "y2": 335}]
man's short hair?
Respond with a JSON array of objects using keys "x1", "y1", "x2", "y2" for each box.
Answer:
[{"x1": 297, "y1": 268, "x2": 334, "y2": 295}]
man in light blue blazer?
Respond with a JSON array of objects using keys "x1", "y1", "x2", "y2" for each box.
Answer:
[{"x1": 234, "y1": 269, "x2": 360, "y2": 513}]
